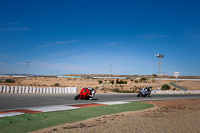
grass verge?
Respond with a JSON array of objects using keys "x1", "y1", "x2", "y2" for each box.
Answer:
[{"x1": 0, "y1": 102, "x2": 154, "y2": 133}]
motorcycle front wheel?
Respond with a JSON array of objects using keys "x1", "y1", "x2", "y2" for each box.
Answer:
[{"x1": 74, "y1": 94, "x2": 80, "y2": 100}]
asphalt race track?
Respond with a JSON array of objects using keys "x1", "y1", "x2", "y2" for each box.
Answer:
[{"x1": 0, "y1": 93, "x2": 200, "y2": 110}]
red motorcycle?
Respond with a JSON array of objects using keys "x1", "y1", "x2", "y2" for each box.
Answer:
[{"x1": 74, "y1": 87, "x2": 97, "y2": 100}]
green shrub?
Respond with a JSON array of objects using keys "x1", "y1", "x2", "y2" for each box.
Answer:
[
  {"x1": 98, "y1": 80, "x2": 103, "y2": 84},
  {"x1": 161, "y1": 84, "x2": 171, "y2": 90},
  {"x1": 54, "y1": 83, "x2": 60, "y2": 86},
  {"x1": 110, "y1": 80, "x2": 114, "y2": 84},
  {"x1": 112, "y1": 88, "x2": 119, "y2": 92},
  {"x1": 152, "y1": 74, "x2": 157, "y2": 77},
  {"x1": 119, "y1": 90, "x2": 135, "y2": 93},
  {"x1": 5, "y1": 79, "x2": 15, "y2": 83},
  {"x1": 116, "y1": 79, "x2": 119, "y2": 84},
  {"x1": 134, "y1": 80, "x2": 138, "y2": 83},
  {"x1": 130, "y1": 79, "x2": 133, "y2": 83},
  {"x1": 139, "y1": 77, "x2": 147, "y2": 82},
  {"x1": 112, "y1": 88, "x2": 135, "y2": 93},
  {"x1": 115, "y1": 79, "x2": 127, "y2": 84},
  {"x1": 119, "y1": 80, "x2": 124, "y2": 84}
]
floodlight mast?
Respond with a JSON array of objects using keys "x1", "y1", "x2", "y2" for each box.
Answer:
[
  {"x1": 110, "y1": 64, "x2": 112, "y2": 77},
  {"x1": 26, "y1": 61, "x2": 29, "y2": 80},
  {"x1": 155, "y1": 54, "x2": 164, "y2": 89}
]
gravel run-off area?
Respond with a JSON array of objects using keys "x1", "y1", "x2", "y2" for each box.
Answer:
[{"x1": 31, "y1": 99, "x2": 200, "y2": 133}]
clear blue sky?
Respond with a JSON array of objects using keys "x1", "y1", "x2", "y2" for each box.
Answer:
[{"x1": 0, "y1": 0, "x2": 200, "y2": 76}]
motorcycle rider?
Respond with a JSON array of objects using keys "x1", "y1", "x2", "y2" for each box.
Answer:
[
  {"x1": 147, "y1": 86, "x2": 152, "y2": 91},
  {"x1": 146, "y1": 86, "x2": 152, "y2": 96},
  {"x1": 88, "y1": 87, "x2": 96, "y2": 99}
]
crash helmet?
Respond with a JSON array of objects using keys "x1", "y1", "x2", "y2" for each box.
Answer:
[
  {"x1": 147, "y1": 86, "x2": 152, "y2": 88},
  {"x1": 88, "y1": 87, "x2": 94, "y2": 91}
]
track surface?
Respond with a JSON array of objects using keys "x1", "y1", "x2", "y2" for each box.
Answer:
[{"x1": 0, "y1": 93, "x2": 200, "y2": 110}]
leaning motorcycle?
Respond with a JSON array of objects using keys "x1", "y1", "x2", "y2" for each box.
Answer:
[
  {"x1": 74, "y1": 87, "x2": 97, "y2": 100},
  {"x1": 137, "y1": 88, "x2": 151, "y2": 97}
]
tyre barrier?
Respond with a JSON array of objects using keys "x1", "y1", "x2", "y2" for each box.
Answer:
[{"x1": 0, "y1": 86, "x2": 77, "y2": 94}]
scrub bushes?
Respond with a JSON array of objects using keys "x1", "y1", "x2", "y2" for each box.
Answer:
[{"x1": 161, "y1": 84, "x2": 171, "y2": 90}]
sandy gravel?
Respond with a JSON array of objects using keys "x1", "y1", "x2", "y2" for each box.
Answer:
[
  {"x1": 31, "y1": 99, "x2": 200, "y2": 133},
  {"x1": 176, "y1": 80, "x2": 200, "y2": 90}
]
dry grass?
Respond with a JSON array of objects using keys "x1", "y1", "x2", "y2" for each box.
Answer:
[
  {"x1": 1, "y1": 77, "x2": 200, "y2": 92},
  {"x1": 0, "y1": 77, "x2": 170, "y2": 92}
]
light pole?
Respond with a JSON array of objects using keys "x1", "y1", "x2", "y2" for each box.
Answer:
[
  {"x1": 155, "y1": 54, "x2": 164, "y2": 89},
  {"x1": 110, "y1": 64, "x2": 112, "y2": 77},
  {"x1": 27, "y1": 61, "x2": 29, "y2": 80}
]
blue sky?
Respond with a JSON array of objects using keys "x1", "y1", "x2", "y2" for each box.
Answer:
[{"x1": 0, "y1": 0, "x2": 200, "y2": 76}]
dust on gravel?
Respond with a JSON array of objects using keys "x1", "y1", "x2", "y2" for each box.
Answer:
[{"x1": 30, "y1": 99, "x2": 200, "y2": 133}]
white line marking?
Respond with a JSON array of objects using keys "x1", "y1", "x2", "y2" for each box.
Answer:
[
  {"x1": 0, "y1": 112, "x2": 24, "y2": 118},
  {"x1": 97, "y1": 101, "x2": 130, "y2": 105},
  {"x1": 24, "y1": 105, "x2": 80, "y2": 112}
]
